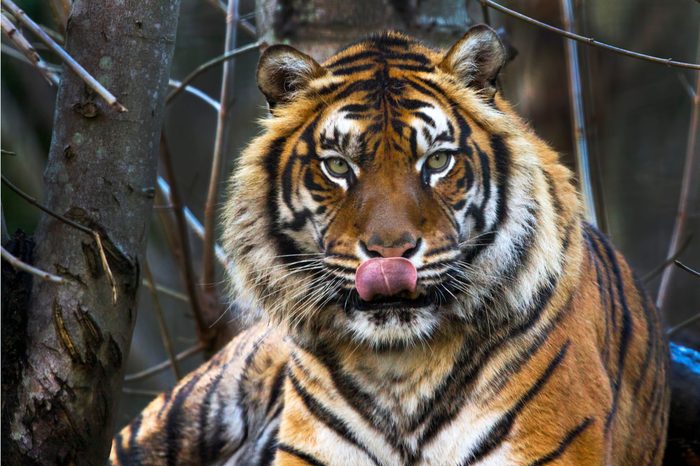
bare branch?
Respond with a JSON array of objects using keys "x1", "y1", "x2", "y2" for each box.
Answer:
[
  {"x1": 124, "y1": 344, "x2": 203, "y2": 382},
  {"x1": 93, "y1": 231, "x2": 118, "y2": 304},
  {"x1": 642, "y1": 234, "x2": 692, "y2": 284},
  {"x1": 1, "y1": 43, "x2": 61, "y2": 83},
  {"x1": 158, "y1": 135, "x2": 213, "y2": 351},
  {"x1": 1, "y1": 0, "x2": 128, "y2": 111},
  {"x1": 674, "y1": 260, "x2": 700, "y2": 279},
  {"x1": 1, "y1": 245, "x2": 65, "y2": 283},
  {"x1": 559, "y1": 0, "x2": 598, "y2": 227},
  {"x1": 202, "y1": 0, "x2": 257, "y2": 37},
  {"x1": 144, "y1": 261, "x2": 183, "y2": 380},
  {"x1": 141, "y1": 279, "x2": 189, "y2": 302},
  {"x1": 668, "y1": 311, "x2": 700, "y2": 336},
  {"x1": 122, "y1": 388, "x2": 163, "y2": 397},
  {"x1": 656, "y1": 30, "x2": 700, "y2": 311},
  {"x1": 165, "y1": 41, "x2": 261, "y2": 104},
  {"x1": 168, "y1": 79, "x2": 221, "y2": 111},
  {"x1": 203, "y1": 0, "x2": 241, "y2": 291},
  {"x1": 1, "y1": 14, "x2": 55, "y2": 84},
  {"x1": 480, "y1": 0, "x2": 700, "y2": 70},
  {"x1": 2, "y1": 174, "x2": 94, "y2": 236},
  {"x1": 156, "y1": 176, "x2": 233, "y2": 273}
]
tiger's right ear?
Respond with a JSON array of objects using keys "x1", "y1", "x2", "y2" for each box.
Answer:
[{"x1": 256, "y1": 45, "x2": 326, "y2": 111}]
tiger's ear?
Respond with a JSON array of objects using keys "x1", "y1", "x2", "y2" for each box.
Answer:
[
  {"x1": 257, "y1": 45, "x2": 326, "y2": 111},
  {"x1": 439, "y1": 25, "x2": 506, "y2": 98}
]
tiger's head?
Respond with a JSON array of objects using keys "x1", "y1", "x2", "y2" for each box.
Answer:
[{"x1": 224, "y1": 26, "x2": 578, "y2": 349}]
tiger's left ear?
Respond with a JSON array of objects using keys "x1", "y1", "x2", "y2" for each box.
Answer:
[
  {"x1": 257, "y1": 44, "x2": 327, "y2": 112},
  {"x1": 439, "y1": 25, "x2": 506, "y2": 98}
]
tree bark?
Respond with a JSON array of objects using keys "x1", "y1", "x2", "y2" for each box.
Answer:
[
  {"x1": 5, "y1": 1, "x2": 180, "y2": 464},
  {"x1": 256, "y1": 0, "x2": 473, "y2": 60}
]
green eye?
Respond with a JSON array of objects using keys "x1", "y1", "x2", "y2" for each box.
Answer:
[
  {"x1": 426, "y1": 151, "x2": 451, "y2": 171},
  {"x1": 324, "y1": 157, "x2": 350, "y2": 177}
]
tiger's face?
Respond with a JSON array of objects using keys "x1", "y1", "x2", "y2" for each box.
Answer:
[{"x1": 225, "y1": 26, "x2": 565, "y2": 348}]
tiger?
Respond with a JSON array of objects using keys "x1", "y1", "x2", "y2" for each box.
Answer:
[{"x1": 111, "y1": 25, "x2": 670, "y2": 465}]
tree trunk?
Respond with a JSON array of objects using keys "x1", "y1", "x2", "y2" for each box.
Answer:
[
  {"x1": 4, "y1": 1, "x2": 180, "y2": 464},
  {"x1": 255, "y1": 0, "x2": 473, "y2": 60}
]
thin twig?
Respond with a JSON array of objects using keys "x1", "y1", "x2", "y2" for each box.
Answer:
[
  {"x1": 1, "y1": 14, "x2": 54, "y2": 84},
  {"x1": 168, "y1": 79, "x2": 221, "y2": 111},
  {"x1": 203, "y1": 0, "x2": 241, "y2": 291},
  {"x1": 202, "y1": 0, "x2": 257, "y2": 37},
  {"x1": 2, "y1": 174, "x2": 93, "y2": 236},
  {"x1": 124, "y1": 344, "x2": 202, "y2": 382},
  {"x1": 159, "y1": 135, "x2": 212, "y2": 350},
  {"x1": 559, "y1": 0, "x2": 598, "y2": 227},
  {"x1": 656, "y1": 30, "x2": 700, "y2": 311},
  {"x1": 642, "y1": 234, "x2": 692, "y2": 284},
  {"x1": 1, "y1": 245, "x2": 65, "y2": 283},
  {"x1": 165, "y1": 41, "x2": 261, "y2": 104},
  {"x1": 1, "y1": 0, "x2": 128, "y2": 111},
  {"x1": 121, "y1": 388, "x2": 162, "y2": 397},
  {"x1": 141, "y1": 279, "x2": 189, "y2": 302},
  {"x1": 667, "y1": 312, "x2": 700, "y2": 336},
  {"x1": 1, "y1": 202, "x2": 8, "y2": 243},
  {"x1": 479, "y1": 0, "x2": 700, "y2": 70},
  {"x1": 675, "y1": 260, "x2": 700, "y2": 279},
  {"x1": 156, "y1": 176, "x2": 232, "y2": 272},
  {"x1": 93, "y1": 232, "x2": 117, "y2": 304},
  {"x1": 144, "y1": 261, "x2": 183, "y2": 380},
  {"x1": 1, "y1": 43, "x2": 62, "y2": 83}
]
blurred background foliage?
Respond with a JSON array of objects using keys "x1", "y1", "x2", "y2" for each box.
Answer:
[{"x1": 2, "y1": 0, "x2": 698, "y2": 428}]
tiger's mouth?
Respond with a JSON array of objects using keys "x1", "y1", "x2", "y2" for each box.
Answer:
[{"x1": 341, "y1": 288, "x2": 439, "y2": 313}]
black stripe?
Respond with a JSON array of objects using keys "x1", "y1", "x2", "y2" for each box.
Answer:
[
  {"x1": 113, "y1": 432, "x2": 129, "y2": 465},
  {"x1": 631, "y1": 276, "x2": 656, "y2": 396},
  {"x1": 588, "y1": 226, "x2": 632, "y2": 432},
  {"x1": 164, "y1": 372, "x2": 204, "y2": 466},
  {"x1": 460, "y1": 341, "x2": 571, "y2": 466},
  {"x1": 326, "y1": 50, "x2": 380, "y2": 68},
  {"x1": 277, "y1": 443, "x2": 325, "y2": 466},
  {"x1": 391, "y1": 63, "x2": 434, "y2": 72},
  {"x1": 278, "y1": 443, "x2": 328, "y2": 466},
  {"x1": 264, "y1": 136, "x2": 303, "y2": 262},
  {"x1": 198, "y1": 365, "x2": 227, "y2": 464},
  {"x1": 257, "y1": 425, "x2": 279, "y2": 466},
  {"x1": 414, "y1": 111, "x2": 436, "y2": 128},
  {"x1": 126, "y1": 413, "x2": 143, "y2": 462},
  {"x1": 332, "y1": 63, "x2": 375, "y2": 75},
  {"x1": 266, "y1": 362, "x2": 288, "y2": 416},
  {"x1": 288, "y1": 370, "x2": 381, "y2": 466},
  {"x1": 528, "y1": 417, "x2": 594, "y2": 466}
]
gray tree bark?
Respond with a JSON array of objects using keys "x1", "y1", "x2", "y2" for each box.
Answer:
[
  {"x1": 4, "y1": 1, "x2": 180, "y2": 464},
  {"x1": 256, "y1": 0, "x2": 473, "y2": 60}
]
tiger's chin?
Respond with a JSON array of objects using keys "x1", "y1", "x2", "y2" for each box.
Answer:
[{"x1": 336, "y1": 291, "x2": 445, "y2": 350}]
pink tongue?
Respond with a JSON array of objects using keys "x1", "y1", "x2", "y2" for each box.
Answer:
[{"x1": 355, "y1": 257, "x2": 418, "y2": 302}]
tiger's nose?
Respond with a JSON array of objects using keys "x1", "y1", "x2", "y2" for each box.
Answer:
[{"x1": 363, "y1": 236, "x2": 421, "y2": 259}]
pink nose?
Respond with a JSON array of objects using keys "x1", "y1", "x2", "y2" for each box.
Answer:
[{"x1": 355, "y1": 257, "x2": 418, "y2": 302}]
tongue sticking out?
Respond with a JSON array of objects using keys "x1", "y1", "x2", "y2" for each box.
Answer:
[{"x1": 355, "y1": 257, "x2": 418, "y2": 302}]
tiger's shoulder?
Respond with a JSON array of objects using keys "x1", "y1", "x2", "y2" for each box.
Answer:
[{"x1": 111, "y1": 323, "x2": 290, "y2": 465}]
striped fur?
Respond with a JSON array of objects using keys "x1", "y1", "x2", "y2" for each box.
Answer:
[{"x1": 112, "y1": 27, "x2": 669, "y2": 465}]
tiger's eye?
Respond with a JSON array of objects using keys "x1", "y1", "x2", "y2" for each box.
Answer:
[
  {"x1": 324, "y1": 157, "x2": 350, "y2": 177},
  {"x1": 426, "y1": 152, "x2": 451, "y2": 171}
]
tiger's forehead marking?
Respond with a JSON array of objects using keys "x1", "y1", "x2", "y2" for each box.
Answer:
[{"x1": 316, "y1": 97, "x2": 456, "y2": 164}]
